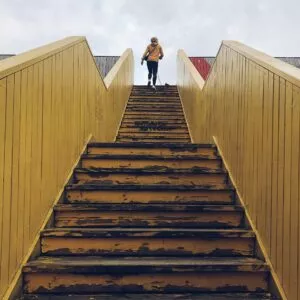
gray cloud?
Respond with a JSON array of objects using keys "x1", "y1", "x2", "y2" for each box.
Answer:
[{"x1": 0, "y1": 0, "x2": 300, "y2": 84}]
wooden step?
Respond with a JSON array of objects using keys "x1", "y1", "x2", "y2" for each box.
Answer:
[
  {"x1": 81, "y1": 154, "x2": 222, "y2": 170},
  {"x1": 116, "y1": 139, "x2": 191, "y2": 143},
  {"x1": 73, "y1": 168, "x2": 228, "y2": 185},
  {"x1": 54, "y1": 204, "x2": 244, "y2": 228},
  {"x1": 125, "y1": 111, "x2": 184, "y2": 114},
  {"x1": 127, "y1": 102, "x2": 182, "y2": 106},
  {"x1": 41, "y1": 228, "x2": 254, "y2": 257},
  {"x1": 65, "y1": 184, "x2": 235, "y2": 205},
  {"x1": 119, "y1": 127, "x2": 188, "y2": 133},
  {"x1": 125, "y1": 108, "x2": 184, "y2": 113},
  {"x1": 123, "y1": 116, "x2": 186, "y2": 121},
  {"x1": 23, "y1": 257, "x2": 269, "y2": 294},
  {"x1": 87, "y1": 142, "x2": 217, "y2": 157},
  {"x1": 131, "y1": 92, "x2": 179, "y2": 95},
  {"x1": 21, "y1": 293, "x2": 277, "y2": 299},
  {"x1": 117, "y1": 133, "x2": 190, "y2": 138}
]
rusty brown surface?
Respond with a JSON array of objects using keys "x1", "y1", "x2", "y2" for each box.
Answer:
[
  {"x1": 55, "y1": 210, "x2": 243, "y2": 228},
  {"x1": 81, "y1": 157, "x2": 222, "y2": 170},
  {"x1": 24, "y1": 272, "x2": 268, "y2": 294},
  {"x1": 65, "y1": 189, "x2": 234, "y2": 204}
]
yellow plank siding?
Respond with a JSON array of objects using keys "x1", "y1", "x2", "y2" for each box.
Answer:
[
  {"x1": 0, "y1": 36, "x2": 133, "y2": 297},
  {"x1": 1, "y1": 74, "x2": 14, "y2": 294},
  {"x1": 10, "y1": 72, "x2": 21, "y2": 279},
  {"x1": 290, "y1": 86, "x2": 299, "y2": 298},
  {"x1": 0, "y1": 78, "x2": 7, "y2": 298},
  {"x1": 177, "y1": 40, "x2": 300, "y2": 299}
]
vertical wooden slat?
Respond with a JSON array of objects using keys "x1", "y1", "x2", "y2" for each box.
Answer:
[
  {"x1": 1, "y1": 74, "x2": 14, "y2": 291},
  {"x1": 24, "y1": 66, "x2": 33, "y2": 251},
  {"x1": 271, "y1": 74, "x2": 280, "y2": 265},
  {"x1": 0, "y1": 78, "x2": 7, "y2": 298},
  {"x1": 277, "y1": 78, "x2": 286, "y2": 283},
  {"x1": 282, "y1": 81, "x2": 292, "y2": 294},
  {"x1": 290, "y1": 85, "x2": 299, "y2": 299},
  {"x1": 9, "y1": 71, "x2": 21, "y2": 280}
]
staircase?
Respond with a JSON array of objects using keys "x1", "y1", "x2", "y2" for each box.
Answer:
[
  {"x1": 117, "y1": 85, "x2": 190, "y2": 143},
  {"x1": 21, "y1": 85, "x2": 276, "y2": 299}
]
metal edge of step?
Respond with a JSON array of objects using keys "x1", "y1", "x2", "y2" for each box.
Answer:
[
  {"x1": 20, "y1": 293, "x2": 278, "y2": 300},
  {"x1": 73, "y1": 167, "x2": 226, "y2": 175},
  {"x1": 81, "y1": 154, "x2": 221, "y2": 161},
  {"x1": 87, "y1": 142, "x2": 216, "y2": 148},
  {"x1": 65, "y1": 184, "x2": 234, "y2": 192},
  {"x1": 23, "y1": 256, "x2": 269, "y2": 273},
  {"x1": 53, "y1": 203, "x2": 244, "y2": 212},
  {"x1": 40, "y1": 228, "x2": 255, "y2": 239}
]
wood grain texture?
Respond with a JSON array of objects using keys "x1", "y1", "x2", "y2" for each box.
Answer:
[
  {"x1": 177, "y1": 41, "x2": 300, "y2": 299},
  {"x1": 0, "y1": 37, "x2": 133, "y2": 298}
]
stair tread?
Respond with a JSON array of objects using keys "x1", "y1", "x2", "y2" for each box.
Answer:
[
  {"x1": 54, "y1": 203, "x2": 244, "y2": 212},
  {"x1": 82, "y1": 154, "x2": 220, "y2": 160},
  {"x1": 75, "y1": 168, "x2": 225, "y2": 174},
  {"x1": 24, "y1": 256, "x2": 268, "y2": 270},
  {"x1": 41, "y1": 228, "x2": 254, "y2": 238},
  {"x1": 66, "y1": 184, "x2": 232, "y2": 190},
  {"x1": 88, "y1": 142, "x2": 216, "y2": 148},
  {"x1": 21, "y1": 293, "x2": 277, "y2": 300}
]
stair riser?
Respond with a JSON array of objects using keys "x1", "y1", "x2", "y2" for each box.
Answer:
[
  {"x1": 130, "y1": 93, "x2": 179, "y2": 97},
  {"x1": 119, "y1": 127, "x2": 188, "y2": 131},
  {"x1": 117, "y1": 133, "x2": 190, "y2": 138},
  {"x1": 127, "y1": 102, "x2": 182, "y2": 106},
  {"x1": 117, "y1": 139, "x2": 191, "y2": 143},
  {"x1": 124, "y1": 112, "x2": 185, "y2": 117},
  {"x1": 65, "y1": 190, "x2": 234, "y2": 204},
  {"x1": 81, "y1": 159, "x2": 222, "y2": 170},
  {"x1": 41, "y1": 236, "x2": 254, "y2": 257},
  {"x1": 74, "y1": 173, "x2": 227, "y2": 186},
  {"x1": 55, "y1": 211, "x2": 243, "y2": 228},
  {"x1": 24, "y1": 272, "x2": 268, "y2": 294},
  {"x1": 87, "y1": 147, "x2": 217, "y2": 158}
]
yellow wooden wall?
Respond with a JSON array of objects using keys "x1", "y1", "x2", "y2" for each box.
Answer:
[
  {"x1": 0, "y1": 36, "x2": 134, "y2": 298},
  {"x1": 177, "y1": 41, "x2": 300, "y2": 300}
]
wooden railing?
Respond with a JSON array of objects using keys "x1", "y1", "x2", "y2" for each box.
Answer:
[
  {"x1": 177, "y1": 41, "x2": 300, "y2": 300},
  {"x1": 0, "y1": 36, "x2": 134, "y2": 298}
]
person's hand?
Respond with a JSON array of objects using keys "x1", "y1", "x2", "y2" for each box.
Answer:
[{"x1": 141, "y1": 59, "x2": 144, "y2": 65}]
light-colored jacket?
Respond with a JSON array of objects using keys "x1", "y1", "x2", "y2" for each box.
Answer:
[{"x1": 142, "y1": 44, "x2": 164, "y2": 62}]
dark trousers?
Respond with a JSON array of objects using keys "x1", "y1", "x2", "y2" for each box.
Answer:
[{"x1": 147, "y1": 61, "x2": 158, "y2": 85}]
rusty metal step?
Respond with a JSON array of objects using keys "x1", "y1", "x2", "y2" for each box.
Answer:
[
  {"x1": 117, "y1": 134, "x2": 190, "y2": 139},
  {"x1": 127, "y1": 101, "x2": 182, "y2": 106},
  {"x1": 21, "y1": 293, "x2": 278, "y2": 299},
  {"x1": 87, "y1": 142, "x2": 217, "y2": 157},
  {"x1": 81, "y1": 154, "x2": 222, "y2": 170},
  {"x1": 119, "y1": 127, "x2": 188, "y2": 132},
  {"x1": 54, "y1": 204, "x2": 244, "y2": 228},
  {"x1": 23, "y1": 257, "x2": 269, "y2": 294},
  {"x1": 124, "y1": 111, "x2": 184, "y2": 115},
  {"x1": 73, "y1": 167, "x2": 228, "y2": 185},
  {"x1": 116, "y1": 139, "x2": 191, "y2": 143},
  {"x1": 126, "y1": 105, "x2": 182, "y2": 112},
  {"x1": 65, "y1": 184, "x2": 235, "y2": 205},
  {"x1": 40, "y1": 228, "x2": 255, "y2": 257}
]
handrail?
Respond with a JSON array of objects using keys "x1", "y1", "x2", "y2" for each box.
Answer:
[
  {"x1": 223, "y1": 40, "x2": 300, "y2": 88},
  {"x1": 0, "y1": 36, "x2": 134, "y2": 299},
  {"x1": 0, "y1": 37, "x2": 85, "y2": 79},
  {"x1": 177, "y1": 41, "x2": 300, "y2": 300}
]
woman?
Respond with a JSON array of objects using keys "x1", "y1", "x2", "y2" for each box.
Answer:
[{"x1": 141, "y1": 37, "x2": 164, "y2": 89}]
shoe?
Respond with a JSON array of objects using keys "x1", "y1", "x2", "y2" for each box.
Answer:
[
  {"x1": 152, "y1": 85, "x2": 156, "y2": 91},
  {"x1": 147, "y1": 81, "x2": 151, "y2": 87}
]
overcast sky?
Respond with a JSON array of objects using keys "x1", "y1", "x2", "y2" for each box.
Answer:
[{"x1": 0, "y1": 0, "x2": 299, "y2": 84}]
